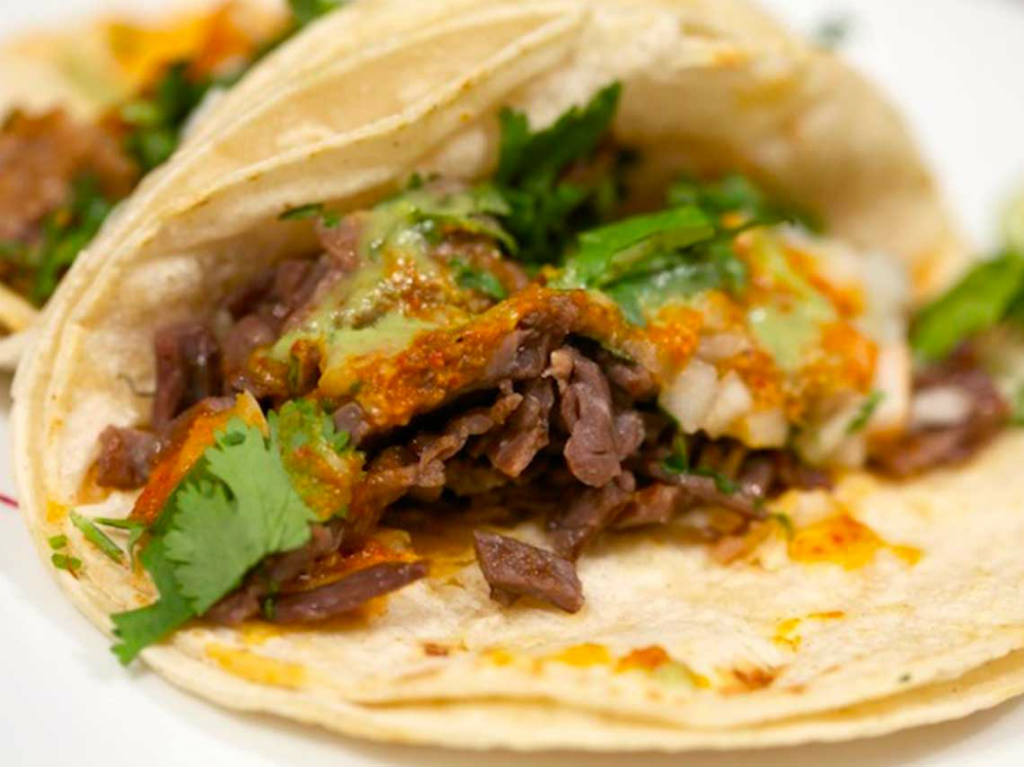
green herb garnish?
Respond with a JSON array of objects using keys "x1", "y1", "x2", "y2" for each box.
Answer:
[
  {"x1": 661, "y1": 434, "x2": 690, "y2": 474},
  {"x1": 554, "y1": 204, "x2": 756, "y2": 324},
  {"x1": 279, "y1": 202, "x2": 339, "y2": 226},
  {"x1": 70, "y1": 511, "x2": 124, "y2": 564},
  {"x1": 121, "y1": 62, "x2": 213, "y2": 172},
  {"x1": 1012, "y1": 385, "x2": 1024, "y2": 425},
  {"x1": 494, "y1": 82, "x2": 624, "y2": 263},
  {"x1": 847, "y1": 390, "x2": 885, "y2": 434},
  {"x1": 94, "y1": 517, "x2": 148, "y2": 565},
  {"x1": 51, "y1": 553, "x2": 82, "y2": 574},
  {"x1": 910, "y1": 251, "x2": 1024, "y2": 362},
  {"x1": 48, "y1": 535, "x2": 67, "y2": 550},
  {"x1": 451, "y1": 259, "x2": 507, "y2": 300},
  {"x1": 111, "y1": 418, "x2": 317, "y2": 663},
  {"x1": 0, "y1": 174, "x2": 117, "y2": 305},
  {"x1": 693, "y1": 467, "x2": 740, "y2": 495},
  {"x1": 668, "y1": 174, "x2": 819, "y2": 231},
  {"x1": 287, "y1": 0, "x2": 346, "y2": 27}
]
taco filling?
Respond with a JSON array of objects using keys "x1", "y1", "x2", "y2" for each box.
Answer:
[
  {"x1": 0, "y1": 0, "x2": 340, "y2": 315},
  {"x1": 79, "y1": 84, "x2": 1015, "y2": 663}
]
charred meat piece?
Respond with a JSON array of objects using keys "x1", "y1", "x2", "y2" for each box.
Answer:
[
  {"x1": 482, "y1": 378, "x2": 555, "y2": 477},
  {"x1": 270, "y1": 561, "x2": 429, "y2": 623},
  {"x1": 473, "y1": 530, "x2": 583, "y2": 613},
  {"x1": 332, "y1": 402, "x2": 371, "y2": 448},
  {"x1": 315, "y1": 214, "x2": 363, "y2": 274},
  {"x1": 549, "y1": 471, "x2": 635, "y2": 559},
  {"x1": 152, "y1": 322, "x2": 223, "y2": 430},
  {"x1": 596, "y1": 348, "x2": 659, "y2": 401},
  {"x1": 613, "y1": 483, "x2": 683, "y2": 529},
  {"x1": 647, "y1": 469, "x2": 765, "y2": 520},
  {"x1": 93, "y1": 426, "x2": 162, "y2": 489},
  {"x1": 550, "y1": 346, "x2": 630, "y2": 487},
  {"x1": 872, "y1": 356, "x2": 1009, "y2": 478},
  {"x1": 206, "y1": 522, "x2": 346, "y2": 624}
]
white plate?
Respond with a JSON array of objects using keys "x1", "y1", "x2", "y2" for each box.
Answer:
[{"x1": 1, "y1": 1, "x2": 1023, "y2": 764}]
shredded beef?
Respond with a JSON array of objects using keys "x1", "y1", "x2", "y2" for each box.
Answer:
[
  {"x1": 332, "y1": 402, "x2": 371, "y2": 448},
  {"x1": 270, "y1": 561, "x2": 429, "y2": 623},
  {"x1": 94, "y1": 427, "x2": 161, "y2": 489},
  {"x1": 596, "y1": 349, "x2": 659, "y2": 401},
  {"x1": 315, "y1": 215, "x2": 362, "y2": 274},
  {"x1": 614, "y1": 483, "x2": 683, "y2": 529},
  {"x1": 736, "y1": 454, "x2": 776, "y2": 497},
  {"x1": 872, "y1": 354, "x2": 1009, "y2": 478},
  {"x1": 222, "y1": 314, "x2": 275, "y2": 383},
  {"x1": 0, "y1": 109, "x2": 136, "y2": 244},
  {"x1": 206, "y1": 522, "x2": 345, "y2": 624},
  {"x1": 482, "y1": 378, "x2": 554, "y2": 477},
  {"x1": 550, "y1": 347, "x2": 632, "y2": 487},
  {"x1": 485, "y1": 327, "x2": 562, "y2": 382},
  {"x1": 473, "y1": 531, "x2": 583, "y2": 612},
  {"x1": 349, "y1": 390, "x2": 523, "y2": 532},
  {"x1": 647, "y1": 467, "x2": 765, "y2": 520},
  {"x1": 550, "y1": 471, "x2": 635, "y2": 559},
  {"x1": 152, "y1": 322, "x2": 223, "y2": 430}
]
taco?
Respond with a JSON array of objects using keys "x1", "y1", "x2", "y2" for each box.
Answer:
[
  {"x1": 15, "y1": 0, "x2": 1024, "y2": 751},
  {"x1": 0, "y1": 0, "x2": 338, "y2": 366}
]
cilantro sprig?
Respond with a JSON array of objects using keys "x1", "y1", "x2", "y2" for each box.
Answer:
[
  {"x1": 493, "y1": 83, "x2": 624, "y2": 263},
  {"x1": 111, "y1": 417, "x2": 318, "y2": 663},
  {"x1": 553, "y1": 203, "x2": 757, "y2": 325}
]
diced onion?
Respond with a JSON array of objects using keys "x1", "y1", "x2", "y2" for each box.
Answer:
[
  {"x1": 661, "y1": 358, "x2": 718, "y2": 432},
  {"x1": 702, "y1": 371, "x2": 753, "y2": 437}
]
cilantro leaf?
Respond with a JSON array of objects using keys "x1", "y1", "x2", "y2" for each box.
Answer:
[
  {"x1": 557, "y1": 206, "x2": 716, "y2": 289},
  {"x1": 494, "y1": 83, "x2": 624, "y2": 263},
  {"x1": 661, "y1": 434, "x2": 690, "y2": 474},
  {"x1": 667, "y1": 174, "x2": 819, "y2": 231},
  {"x1": 659, "y1": 434, "x2": 740, "y2": 495},
  {"x1": 111, "y1": 538, "x2": 193, "y2": 665},
  {"x1": 451, "y1": 259, "x2": 507, "y2": 300},
  {"x1": 280, "y1": 202, "x2": 327, "y2": 221},
  {"x1": 911, "y1": 251, "x2": 1024, "y2": 362},
  {"x1": 553, "y1": 205, "x2": 753, "y2": 325},
  {"x1": 496, "y1": 83, "x2": 620, "y2": 187},
  {"x1": 111, "y1": 417, "x2": 320, "y2": 662},
  {"x1": 163, "y1": 419, "x2": 315, "y2": 614}
]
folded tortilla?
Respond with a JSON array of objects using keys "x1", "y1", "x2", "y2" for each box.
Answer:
[{"x1": 18, "y1": 0, "x2": 1024, "y2": 751}]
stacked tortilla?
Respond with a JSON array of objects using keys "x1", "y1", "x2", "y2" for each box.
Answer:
[{"x1": 14, "y1": 0, "x2": 1024, "y2": 750}]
